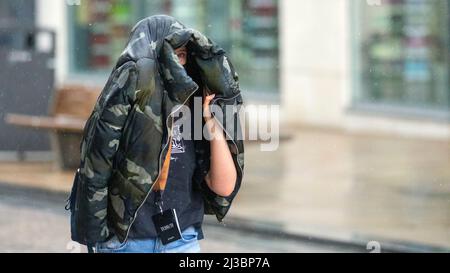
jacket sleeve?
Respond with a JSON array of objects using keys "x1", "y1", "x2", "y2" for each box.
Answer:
[
  {"x1": 198, "y1": 91, "x2": 245, "y2": 222},
  {"x1": 77, "y1": 61, "x2": 138, "y2": 245},
  {"x1": 187, "y1": 33, "x2": 245, "y2": 221}
]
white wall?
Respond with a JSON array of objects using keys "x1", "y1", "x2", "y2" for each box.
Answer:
[
  {"x1": 280, "y1": 0, "x2": 450, "y2": 139},
  {"x1": 280, "y1": 0, "x2": 351, "y2": 128},
  {"x1": 35, "y1": 0, "x2": 68, "y2": 85}
]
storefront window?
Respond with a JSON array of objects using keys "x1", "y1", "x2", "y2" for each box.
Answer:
[
  {"x1": 68, "y1": 0, "x2": 279, "y2": 94},
  {"x1": 353, "y1": 0, "x2": 450, "y2": 113},
  {"x1": 237, "y1": 0, "x2": 279, "y2": 94},
  {"x1": 69, "y1": 0, "x2": 138, "y2": 71}
]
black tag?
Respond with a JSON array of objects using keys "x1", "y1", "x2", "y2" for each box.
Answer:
[{"x1": 152, "y1": 208, "x2": 182, "y2": 245}]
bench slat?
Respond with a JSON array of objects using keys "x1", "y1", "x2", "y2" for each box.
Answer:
[{"x1": 5, "y1": 113, "x2": 86, "y2": 132}]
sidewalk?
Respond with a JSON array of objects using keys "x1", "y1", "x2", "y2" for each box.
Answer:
[
  {"x1": 0, "y1": 128, "x2": 449, "y2": 251},
  {"x1": 233, "y1": 128, "x2": 450, "y2": 251}
]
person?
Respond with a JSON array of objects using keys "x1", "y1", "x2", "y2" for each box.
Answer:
[{"x1": 66, "y1": 15, "x2": 245, "y2": 253}]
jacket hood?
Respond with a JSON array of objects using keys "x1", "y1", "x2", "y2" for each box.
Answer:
[
  {"x1": 116, "y1": 15, "x2": 199, "y2": 104},
  {"x1": 114, "y1": 15, "x2": 239, "y2": 104},
  {"x1": 116, "y1": 15, "x2": 186, "y2": 67}
]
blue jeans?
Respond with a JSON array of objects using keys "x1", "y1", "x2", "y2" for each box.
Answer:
[{"x1": 95, "y1": 225, "x2": 201, "y2": 253}]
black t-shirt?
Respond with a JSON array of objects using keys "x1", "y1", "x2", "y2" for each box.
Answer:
[{"x1": 128, "y1": 100, "x2": 205, "y2": 240}]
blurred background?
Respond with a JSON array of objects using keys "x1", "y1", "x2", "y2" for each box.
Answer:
[{"x1": 0, "y1": 0, "x2": 449, "y2": 253}]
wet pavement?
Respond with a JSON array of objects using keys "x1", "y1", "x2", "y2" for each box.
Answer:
[
  {"x1": 0, "y1": 184, "x2": 363, "y2": 253},
  {"x1": 0, "y1": 128, "x2": 449, "y2": 251},
  {"x1": 232, "y1": 128, "x2": 450, "y2": 249}
]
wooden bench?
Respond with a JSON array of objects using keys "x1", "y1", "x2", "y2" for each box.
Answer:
[{"x1": 5, "y1": 85, "x2": 100, "y2": 169}]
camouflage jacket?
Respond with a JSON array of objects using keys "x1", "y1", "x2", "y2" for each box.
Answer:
[{"x1": 66, "y1": 15, "x2": 244, "y2": 246}]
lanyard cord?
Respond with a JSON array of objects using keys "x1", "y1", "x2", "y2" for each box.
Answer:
[{"x1": 154, "y1": 134, "x2": 173, "y2": 213}]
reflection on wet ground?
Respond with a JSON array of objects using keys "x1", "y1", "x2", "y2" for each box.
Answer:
[{"x1": 233, "y1": 129, "x2": 450, "y2": 248}]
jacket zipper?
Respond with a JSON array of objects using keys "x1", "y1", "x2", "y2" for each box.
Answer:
[{"x1": 122, "y1": 85, "x2": 199, "y2": 243}]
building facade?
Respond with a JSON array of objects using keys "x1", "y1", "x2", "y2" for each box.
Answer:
[
  {"x1": 34, "y1": 0, "x2": 450, "y2": 139},
  {"x1": 281, "y1": 0, "x2": 449, "y2": 139}
]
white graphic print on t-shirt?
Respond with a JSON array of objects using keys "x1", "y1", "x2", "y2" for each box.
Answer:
[{"x1": 171, "y1": 124, "x2": 185, "y2": 156}]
